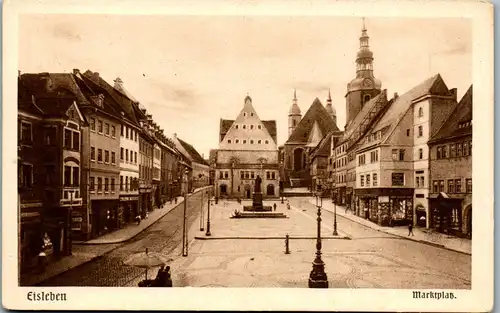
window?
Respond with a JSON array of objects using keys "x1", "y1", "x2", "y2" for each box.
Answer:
[
  {"x1": 439, "y1": 180, "x2": 445, "y2": 192},
  {"x1": 121, "y1": 148, "x2": 124, "y2": 161},
  {"x1": 43, "y1": 127, "x2": 56, "y2": 145},
  {"x1": 366, "y1": 174, "x2": 371, "y2": 186},
  {"x1": 265, "y1": 140, "x2": 269, "y2": 144},
  {"x1": 64, "y1": 166, "x2": 71, "y2": 186},
  {"x1": 228, "y1": 140, "x2": 231, "y2": 144},
  {"x1": 391, "y1": 173, "x2": 404, "y2": 186},
  {"x1": 130, "y1": 150, "x2": 133, "y2": 163},
  {"x1": 105, "y1": 150, "x2": 110, "y2": 163},
  {"x1": 121, "y1": 125, "x2": 124, "y2": 136},
  {"x1": 97, "y1": 177, "x2": 102, "y2": 191},
  {"x1": 418, "y1": 107, "x2": 423, "y2": 117},
  {"x1": 243, "y1": 125, "x2": 246, "y2": 129},
  {"x1": 90, "y1": 118, "x2": 96, "y2": 131},
  {"x1": 64, "y1": 129, "x2": 72, "y2": 148},
  {"x1": 433, "y1": 180, "x2": 439, "y2": 193},
  {"x1": 419, "y1": 148, "x2": 423, "y2": 160},
  {"x1": 19, "y1": 163, "x2": 33, "y2": 188},
  {"x1": 243, "y1": 140, "x2": 247, "y2": 144},
  {"x1": 125, "y1": 149, "x2": 129, "y2": 162},
  {"x1": 235, "y1": 139, "x2": 239, "y2": 144},
  {"x1": 251, "y1": 113, "x2": 254, "y2": 116},
  {"x1": 392, "y1": 149, "x2": 398, "y2": 160},
  {"x1": 442, "y1": 145, "x2": 448, "y2": 158},
  {"x1": 258, "y1": 140, "x2": 261, "y2": 144},
  {"x1": 125, "y1": 177, "x2": 129, "y2": 191},
  {"x1": 135, "y1": 131, "x2": 138, "y2": 142},
  {"x1": 241, "y1": 172, "x2": 244, "y2": 179},
  {"x1": 370, "y1": 150, "x2": 378, "y2": 163},
  {"x1": 251, "y1": 172, "x2": 255, "y2": 179},
  {"x1": 272, "y1": 172, "x2": 276, "y2": 179},
  {"x1": 224, "y1": 172, "x2": 229, "y2": 179},
  {"x1": 105, "y1": 123, "x2": 110, "y2": 135},
  {"x1": 363, "y1": 94, "x2": 371, "y2": 104},
  {"x1": 245, "y1": 172, "x2": 250, "y2": 179},
  {"x1": 266, "y1": 172, "x2": 270, "y2": 179},
  {"x1": 126, "y1": 127, "x2": 129, "y2": 139},
  {"x1": 373, "y1": 173, "x2": 378, "y2": 186},
  {"x1": 360, "y1": 175, "x2": 364, "y2": 187},
  {"x1": 98, "y1": 120, "x2": 103, "y2": 133},
  {"x1": 466, "y1": 179, "x2": 472, "y2": 193},
  {"x1": 98, "y1": 149, "x2": 103, "y2": 162},
  {"x1": 91, "y1": 147, "x2": 96, "y2": 161},
  {"x1": 243, "y1": 113, "x2": 246, "y2": 117},
  {"x1": 250, "y1": 125, "x2": 254, "y2": 130},
  {"x1": 450, "y1": 144, "x2": 456, "y2": 158},
  {"x1": 134, "y1": 152, "x2": 137, "y2": 164},
  {"x1": 111, "y1": 126, "x2": 116, "y2": 138},
  {"x1": 44, "y1": 165, "x2": 55, "y2": 185},
  {"x1": 406, "y1": 129, "x2": 410, "y2": 137},
  {"x1": 358, "y1": 154, "x2": 366, "y2": 165},
  {"x1": 448, "y1": 179, "x2": 455, "y2": 193},
  {"x1": 250, "y1": 140, "x2": 254, "y2": 144},
  {"x1": 437, "y1": 146, "x2": 442, "y2": 159},
  {"x1": 72, "y1": 167, "x2": 79, "y2": 186},
  {"x1": 457, "y1": 143, "x2": 462, "y2": 157},
  {"x1": 111, "y1": 178, "x2": 115, "y2": 192},
  {"x1": 235, "y1": 125, "x2": 239, "y2": 129},
  {"x1": 120, "y1": 176, "x2": 124, "y2": 191},
  {"x1": 111, "y1": 152, "x2": 116, "y2": 164},
  {"x1": 463, "y1": 142, "x2": 468, "y2": 156},
  {"x1": 90, "y1": 177, "x2": 95, "y2": 191},
  {"x1": 399, "y1": 149, "x2": 405, "y2": 161},
  {"x1": 455, "y1": 179, "x2": 462, "y2": 193},
  {"x1": 418, "y1": 125, "x2": 423, "y2": 137},
  {"x1": 258, "y1": 125, "x2": 261, "y2": 129}
]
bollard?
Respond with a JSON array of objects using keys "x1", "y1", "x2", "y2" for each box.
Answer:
[{"x1": 285, "y1": 234, "x2": 290, "y2": 254}]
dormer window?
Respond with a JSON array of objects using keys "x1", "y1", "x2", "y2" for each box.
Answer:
[
  {"x1": 258, "y1": 125, "x2": 262, "y2": 129},
  {"x1": 91, "y1": 94, "x2": 104, "y2": 108},
  {"x1": 243, "y1": 113, "x2": 247, "y2": 117},
  {"x1": 243, "y1": 125, "x2": 246, "y2": 129},
  {"x1": 235, "y1": 125, "x2": 239, "y2": 129}
]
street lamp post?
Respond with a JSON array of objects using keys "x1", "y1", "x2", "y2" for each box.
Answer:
[
  {"x1": 205, "y1": 187, "x2": 211, "y2": 236},
  {"x1": 308, "y1": 192, "x2": 328, "y2": 288},
  {"x1": 182, "y1": 169, "x2": 189, "y2": 257},
  {"x1": 200, "y1": 181, "x2": 204, "y2": 231}
]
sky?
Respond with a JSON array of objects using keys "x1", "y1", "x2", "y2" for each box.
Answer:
[{"x1": 19, "y1": 15, "x2": 472, "y2": 157}]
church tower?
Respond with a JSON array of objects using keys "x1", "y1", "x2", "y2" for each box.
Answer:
[
  {"x1": 325, "y1": 88, "x2": 337, "y2": 125},
  {"x1": 345, "y1": 18, "x2": 382, "y2": 127},
  {"x1": 288, "y1": 89, "x2": 302, "y2": 137}
]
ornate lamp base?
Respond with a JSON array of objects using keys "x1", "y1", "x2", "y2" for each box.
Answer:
[{"x1": 308, "y1": 258, "x2": 329, "y2": 288}]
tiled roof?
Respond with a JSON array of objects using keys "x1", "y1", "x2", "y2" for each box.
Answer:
[
  {"x1": 286, "y1": 98, "x2": 339, "y2": 144},
  {"x1": 311, "y1": 131, "x2": 334, "y2": 159},
  {"x1": 375, "y1": 74, "x2": 450, "y2": 135},
  {"x1": 219, "y1": 119, "x2": 277, "y2": 143},
  {"x1": 430, "y1": 85, "x2": 472, "y2": 143},
  {"x1": 178, "y1": 137, "x2": 209, "y2": 166},
  {"x1": 343, "y1": 91, "x2": 385, "y2": 140},
  {"x1": 18, "y1": 77, "x2": 43, "y2": 116}
]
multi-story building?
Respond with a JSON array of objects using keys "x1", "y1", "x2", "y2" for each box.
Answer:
[
  {"x1": 152, "y1": 123, "x2": 162, "y2": 208},
  {"x1": 73, "y1": 72, "x2": 122, "y2": 239},
  {"x1": 309, "y1": 131, "x2": 336, "y2": 194},
  {"x1": 19, "y1": 73, "x2": 86, "y2": 266},
  {"x1": 157, "y1": 131, "x2": 179, "y2": 203},
  {"x1": 213, "y1": 95, "x2": 280, "y2": 199},
  {"x1": 428, "y1": 86, "x2": 472, "y2": 237},
  {"x1": 171, "y1": 133, "x2": 208, "y2": 192},
  {"x1": 138, "y1": 113, "x2": 155, "y2": 217}
]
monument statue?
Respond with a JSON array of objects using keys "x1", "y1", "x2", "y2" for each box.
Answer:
[{"x1": 254, "y1": 175, "x2": 262, "y2": 193}]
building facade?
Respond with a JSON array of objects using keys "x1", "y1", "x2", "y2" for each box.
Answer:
[
  {"x1": 428, "y1": 86, "x2": 472, "y2": 238},
  {"x1": 214, "y1": 95, "x2": 280, "y2": 199}
]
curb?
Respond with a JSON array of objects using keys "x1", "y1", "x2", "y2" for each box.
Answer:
[
  {"x1": 319, "y1": 204, "x2": 471, "y2": 256},
  {"x1": 194, "y1": 236, "x2": 351, "y2": 240}
]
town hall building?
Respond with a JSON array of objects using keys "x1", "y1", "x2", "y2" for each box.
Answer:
[{"x1": 213, "y1": 95, "x2": 280, "y2": 199}]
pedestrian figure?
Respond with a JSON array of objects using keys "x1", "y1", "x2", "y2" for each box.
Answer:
[
  {"x1": 408, "y1": 221, "x2": 414, "y2": 236},
  {"x1": 287, "y1": 202, "x2": 290, "y2": 210},
  {"x1": 273, "y1": 203, "x2": 277, "y2": 211},
  {"x1": 135, "y1": 215, "x2": 141, "y2": 225},
  {"x1": 164, "y1": 266, "x2": 173, "y2": 287},
  {"x1": 175, "y1": 197, "x2": 178, "y2": 204}
]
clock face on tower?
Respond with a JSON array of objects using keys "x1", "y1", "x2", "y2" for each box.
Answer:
[{"x1": 363, "y1": 78, "x2": 373, "y2": 88}]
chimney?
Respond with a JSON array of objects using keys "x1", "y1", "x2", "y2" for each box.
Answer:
[
  {"x1": 114, "y1": 77, "x2": 123, "y2": 90},
  {"x1": 449, "y1": 88, "x2": 457, "y2": 101},
  {"x1": 73, "y1": 69, "x2": 80, "y2": 75},
  {"x1": 18, "y1": 70, "x2": 21, "y2": 77},
  {"x1": 394, "y1": 92, "x2": 399, "y2": 99},
  {"x1": 93, "y1": 72, "x2": 100, "y2": 81},
  {"x1": 173, "y1": 133, "x2": 177, "y2": 140}
]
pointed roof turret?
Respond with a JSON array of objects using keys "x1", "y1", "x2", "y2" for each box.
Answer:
[
  {"x1": 325, "y1": 89, "x2": 336, "y2": 116},
  {"x1": 289, "y1": 89, "x2": 301, "y2": 115}
]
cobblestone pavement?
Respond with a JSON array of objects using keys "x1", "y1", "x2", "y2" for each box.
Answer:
[
  {"x1": 37, "y1": 192, "x2": 209, "y2": 287},
  {"x1": 148, "y1": 197, "x2": 471, "y2": 288},
  {"x1": 36, "y1": 196, "x2": 471, "y2": 288}
]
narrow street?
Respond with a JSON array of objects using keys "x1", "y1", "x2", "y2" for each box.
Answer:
[{"x1": 37, "y1": 192, "x2": 207, "y2": 287}]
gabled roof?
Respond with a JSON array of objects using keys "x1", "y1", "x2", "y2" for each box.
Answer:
[
  {"x1": 430, "y1": 85, "x2": 473, "y2": 143},
  {"x1": 219, "y1": 119, "x2": 277, "y2": 144},
  {"x1": 18, "y1": 77, "x2": 43, "y2": 116},
  {"x1": 286, "y1": 98, "x2": 339, "y2": 144},
  {"x1": 306, "y1": 121, "x2": 323, "y2": 148},
  {"x1": 177, "y1": 137, "x2": 209, "y2": 166},
  {"x1": 343, "y1": 91, "x2": 386, "y2": 140},
  {"x1": 310, "y1": 131, "x2": 334, "y2": 159}
]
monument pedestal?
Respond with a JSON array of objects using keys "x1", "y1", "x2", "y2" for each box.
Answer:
[{"x1": 252, "y1": 192, "x2": 263, "y2": 210}]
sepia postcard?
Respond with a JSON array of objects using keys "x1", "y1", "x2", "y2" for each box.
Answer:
[{"x1": 2, "y1": 0, "x2": 494, "y2": 311}]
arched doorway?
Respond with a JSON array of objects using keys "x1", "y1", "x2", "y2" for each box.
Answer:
[
  {"x1": 220, "y1": 184, "x2": 227, "y2": 196},
  {"x1": 464, "y1": 204, "x2": 472, "y2": 239},
  {"x1": 294, "y1": 148, "x2": 304, "y2": 171},
  {"x1": 266, "y1": 184, "x2": 275, "y2": 196}
]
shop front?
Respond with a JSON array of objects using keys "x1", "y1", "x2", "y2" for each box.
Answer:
[
  {"x1": 429, "y1": 192, "x2": 468, "y2": 238},
  {"x1": 119, "y1": 195, "x2": 139, "y2": 227},
  {"x1": 354, "y1": 188, "x2": 413, "y2": 226},
  {"x1": 20, "y1": 211, "x2": 43, "y2": 272},
  {"x1": 139, "y1": 187, "x2": 153, "y2": 218},
  {"x1": 90, "y1": 200, "x2": 120, "y2": 238}
]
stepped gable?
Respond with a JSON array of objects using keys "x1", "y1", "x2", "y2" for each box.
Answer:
[
  {"x1": 219, "y1": 119, "x2": 277, "y2": 144},
  {"x1": 177, "y1": 137, "x2": 209, "y2": 166},
  {"x1": 286, "y1": 98, "x2": 339, "y2": 144},
  {"x1": 430, "y1": 85, "x2": 472, "y2": 144}
]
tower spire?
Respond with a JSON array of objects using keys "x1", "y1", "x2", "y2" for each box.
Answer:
[
  {"x1": 328, "y1": 88, "x2": 331, "y2": 101},
  {"x1": 293, "y1": 89, "x2": 297, "y2": 105},
  {"x1": 362, "y1": 17, "x2": 366, "y2": 31}
]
